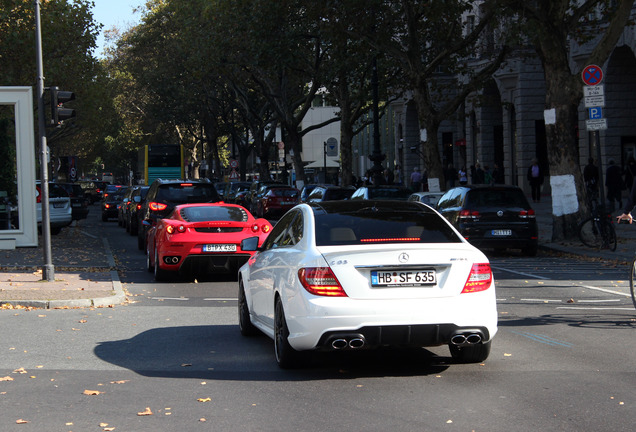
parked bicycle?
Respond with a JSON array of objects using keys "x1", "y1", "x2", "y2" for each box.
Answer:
[{"x1": 578, "y1": 198, "x2": 617, "y2": 251}]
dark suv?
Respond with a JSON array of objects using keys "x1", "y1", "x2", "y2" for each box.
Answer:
[
  {"x1": 435, "y1": 184, "x2": 538, "y2": 256},
  {"x1": 137, "y1": 179, "x2": 221, "y2": 250},
  {"x1": 57, "y1": 183, "x2": 90, "y2": 221}
]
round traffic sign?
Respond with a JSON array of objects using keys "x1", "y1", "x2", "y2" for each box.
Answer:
[
  {"x1": 582, "y1": 65, "x2": 603, "y2": 86},
  {"x1": 229, "y1": 159, "x2": 238, "y2": 169}
]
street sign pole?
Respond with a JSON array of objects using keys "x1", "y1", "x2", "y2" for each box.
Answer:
[
  {"x1": 582, "y1": 65, "x2": 606, "y2": 209},
  {"x1": 34, "y1": 0, "x2": 54, "y2": 281}
]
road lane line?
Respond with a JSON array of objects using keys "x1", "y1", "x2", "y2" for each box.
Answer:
[
  {"x1": 150, "y1": 297, "x2": 190, "y2": 301},
  {"x1": 491, "y1": 265, "x2": 549, "y2": 280},
  {"x1": 203, "y1": 298, "x2": 237, "y2": 301}
]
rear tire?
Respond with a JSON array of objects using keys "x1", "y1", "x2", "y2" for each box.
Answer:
[
  {"x1": 630, "y1": 258, "x2": 636, "y2": 310},
  {"x1": 274, "y1": 296, "x2": 302, "y2": 369},
  {"x1": 449, "y1": 340, "x2": 491, "y2": 363},
  {"x1": 238, "y1": 280, "x2": 258, "y2": 336},
  {"x1": 153, "y1": 247, "x2": 169, "y2": 281}
]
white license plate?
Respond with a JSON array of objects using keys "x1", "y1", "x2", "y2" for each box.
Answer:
[
  {"x1": 491, "y1": 229, "x2": 512, "y2": 236},
  {"x1": 203, "y1": 244, "x2": 236, "y2": 252},
  {"x1": 53, "y1": 203, "x2": 65, "y2": 208},
  {"x1": 371, "y1": 270, "x2": 436, "y2": 287}
]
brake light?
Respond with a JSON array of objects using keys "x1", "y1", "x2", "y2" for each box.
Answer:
[
  {"x1": 459, "y1": 209, "x2": 480, "y2": 220},
  {"x1": 149, "y1": 202, "x2": 168, "y2": 211},
  {"x1": 166, "y1": 225, "x2": 186, "y2": 234},
  {"x1": 136, "y1": 204, "x2": 142, "y2": 210},
  {"x1": 180, "y1": 183, "x2": 193, "y2": 187},
  {"x1": 461, "y1": 263, "x2": 492, "y2": 293},
  {"x1": 519, "y1": 209, "x2": 535, "y2": 219},
  {"x1": 298, "y1": 267, "x2": 347, "y2": 297},
  {"x1": 36, "y1": 186, "x2": 41, "y2": 203}
]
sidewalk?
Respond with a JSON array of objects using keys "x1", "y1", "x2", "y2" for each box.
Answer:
[
  {"x1": 1, "y1": 195, "x2": 634, "y2": 309},
  {"x1": 0, "y1": 215, "x2": 126, "y2": 309}
]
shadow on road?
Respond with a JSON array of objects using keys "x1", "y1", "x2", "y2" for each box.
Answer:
[{"x1": 94, "y1": 325, "x2": 451, "y2": 380}]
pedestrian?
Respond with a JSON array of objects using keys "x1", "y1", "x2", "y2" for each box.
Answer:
[
  {"x1": 394, "y1": 164, "x2": 403, "y2": 185},
  {"x1": 606, "y1": 159, "x2": 623, "y2": 211},
  {"x1": 473, "y1": 163, "x2": 485, "y2": 184},
  {"x1": 527, "y1": 158, "x2": 544, "y2": 202},
  {"x1": 484, "y1": 165, "x2": 492, "y2": 185},
  {"x1": 444, "y1": 163, "x2": 457, "y2": 189},
  {"x1": 458, "y1": 166, "x2": 468, "y2": 185},
  {"x1": 583, "y1": 157, "x2": 599, "y2": 199},
  {"x1": 384, "y1": 168, "x2": 394, "y2": 185},
  {"x1": 410, "y1": 167, "x2": 422, "y2": 192},
  {"x1": 617, "y1": 175, "x2": 636, "y2": 224},
  {"x1": 623, "y1": 157, "x2": 636, "y2": 193},
  {"x1": 492, "y1": 162, "x2": 504, "y2": 184}
]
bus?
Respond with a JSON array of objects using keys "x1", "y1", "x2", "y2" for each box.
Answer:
[{"x1": 140, "y1": 144, "x2": 185, "y2": 185}]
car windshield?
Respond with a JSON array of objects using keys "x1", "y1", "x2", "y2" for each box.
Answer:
[
  {"x1": 466, "y1": 189, "x2": 529, "y2": 208},
  {"x1": 156, "y1": 184, "x2": 219, "y2": 203},
  {"x1": 313, "y1": 205, "x2": 461, "y2": 246},
  {"x1": 179, "y1": 206, "x2": 248, "y2": 222}
]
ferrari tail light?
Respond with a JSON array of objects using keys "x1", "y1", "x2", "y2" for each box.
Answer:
[
  {"x1": 149, "y1": 202, "x2": 168, "y2": 211},
  {"x1": 461, "y1": 263, "x2": 492, "y2": 293},
  {"x1": 166, "y1": 225, "x2": 186, "y2": 234},
  {"x1": 298, "y1": 267, "x2": 347, "y2": 297},
  {"x1": 251, "y1": 223, "x2": 272, "y2": 234}
]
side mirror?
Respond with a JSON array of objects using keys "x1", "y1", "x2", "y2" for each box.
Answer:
[{"x1": 241, "y1": 236, "x2": 260, "y2": 251}]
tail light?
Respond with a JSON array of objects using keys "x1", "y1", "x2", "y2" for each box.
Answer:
[
  {"x1": 461, "y1": 263, "x2": 492, "y2": 293},
  {"x1": 251, "y1": 223, "x2": 271, "y2": 234},
  {"x1": 36, "y1": 186, "x2": 41, "y2": 203},
  {"x1": 298, "y1": 267, "x2": 347, "y2": 297},
  {"x1": 166, "y1": 225, "x2": 186, "y2": 234},
  {"x1": 149, "y1": 202, "x2": 168, "y2": 211},
  {"x1": 519, "y1": 209, "x2": 535, "y2": 219},
  {"x1": 459, "y1": 209, "x2": 480, "y2": 220},
  {"x1": 136, "y1": 203, "x2": 142, "y2": 210}
]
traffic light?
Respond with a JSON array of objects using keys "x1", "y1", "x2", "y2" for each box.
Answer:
[{"x1": 50, "y1": 86, "x2": 76, "y2": 126}]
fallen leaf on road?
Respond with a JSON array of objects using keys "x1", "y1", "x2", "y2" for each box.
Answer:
[
  {"x1": 200, "y1": 418, "x2": 207, "y2": 422},
  {"x1": 110, "y1": 380, "x2": 129, "y2": 384},
  {"x1": 504, "y1": 353, "x2": 512, "y2": 357},
  {"x1": 197, "y1": 397, "x2": 211, "y2": 402},
  {"x1": 0, "y1": 376, "x2": 14, "y2": 381},
  {"x1": 16, "y1": 419, "x2": 29, "y2": 424},
  {"x1": 83, "y1": 390, "x2": 102, "y2": 395},
  {"x1": 13, "y1": 367, "x2": 27, "y2": 374},
  {"x1": 137, "y1": 407, "x2": 153, "y2": 416}
]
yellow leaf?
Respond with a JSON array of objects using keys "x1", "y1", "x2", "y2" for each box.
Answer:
[
  {"x1": 0, "y1": 376, "x2": 14, "y2": 381},
  {"x1": 83, "y1": 390, "x2": 102, "y2": 395},
  {"x1": 197, "y1": 397, "x2": 211, "y2": 403},
  {"x1": 16, "y1": 419, "x2": 29, "y2": 424},
  {"x1": 137, "y1": 407, "x2": 153, "y2": 416}
]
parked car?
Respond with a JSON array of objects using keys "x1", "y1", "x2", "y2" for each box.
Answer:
[
  {"x1": 57, "y1": 183, "x2": 90, "y2": 221},
  {"x1": 435, "y1": 184, "x2": 538, "y2": 256},
  {"x1": 126, "y1": 185, "x2": 150, "y2": 235},
  {"x1": 101, "y1": 185, "x2": 127, "y2": 222},
  {"x1": 137, "y1": 179, "x2": 222, "y2": 250},
  {"x1": 36, "y1": 182, "x2": 72, "y2": 235},
  {"x1": 408, "y1": 191, "x2": 445, "y2": 207},
  {"x1": 223, "y1": 181, "x2": 251, "y2": 204},
  {"x1": 146, "y1": 203, "x2": 272, "y2": 280},
  {"x1": 238, "y1": 200, "x2": 497, "y2": 368},
  {"x1": 349, "y1": 185, "x2": 413, "y2": 201},
  {"x1": 252, "y1": 185, "x2": 301, "y2": 219},
  {"x1": 305, "y1": 185, "x2": 355, "y2": 203}
]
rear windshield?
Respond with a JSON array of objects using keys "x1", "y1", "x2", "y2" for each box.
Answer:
[
  {"x1": 466, "y1": 189, "x2": 529, "y2": 208},
  {"x1": 156, "y1": 184, "x2": 220, "y2": 204},
  {"x1": 314, "y1": 208, "x2": 461, "y2": 246},
  {"x1": 324, "y1": 189, "x2": 354, "y2": 200},
  {"x1": 180, "y1": 206, "x2": 248, "y2": 222},
  {"x1": 369, "y1": 188, "x2": 412, "y2": 200},
  {"x1": 270, "y1": 188, "x2": 299, "y2": 198},
  {"x1": 48, "y1": 184, "x2": 69, "y2": 198}
]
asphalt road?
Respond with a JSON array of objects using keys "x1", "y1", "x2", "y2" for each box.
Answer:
[{"x1": 1, "y1": 216, "x2": 635, "y2": 431}]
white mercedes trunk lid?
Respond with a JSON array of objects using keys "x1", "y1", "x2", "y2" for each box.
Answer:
[{"x1": 317, "y1": 243, "x2": 488, "y2": 300}]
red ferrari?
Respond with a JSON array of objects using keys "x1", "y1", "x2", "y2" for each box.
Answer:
[{"x1": 146, "y1": 203, "x2": 272, "y2": 280}]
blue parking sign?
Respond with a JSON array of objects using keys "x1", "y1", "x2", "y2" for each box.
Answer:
[{"x1": 588, "y1": 107, "x2": 603, "y2": 120}]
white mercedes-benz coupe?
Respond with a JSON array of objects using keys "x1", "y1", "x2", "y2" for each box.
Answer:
[{"x1": 238, "y1": 200, "x2": 497, "y2": 368}]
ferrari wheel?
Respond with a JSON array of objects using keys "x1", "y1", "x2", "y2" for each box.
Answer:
[{"x1": 153, "y1": 247, "x2": 169, "y2": 281}]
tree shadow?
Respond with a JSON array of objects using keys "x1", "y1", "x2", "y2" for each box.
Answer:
[
  {"x1": 499, "y1": 312, "x2": 636, "y2": 330},
  {"x1": 94, "y1": 325, "x2": 451, "y2": 381}
]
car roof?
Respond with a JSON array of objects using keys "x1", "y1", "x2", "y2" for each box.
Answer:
[{"x1": 308, "y1": 199, "x2": 437, "y2": 215}]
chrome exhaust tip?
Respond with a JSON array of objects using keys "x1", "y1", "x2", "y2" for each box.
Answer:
[
  {"x1": 349, "y1": 338, "x2": 365, "y2": 349},
  {"x1": 331, "y1": 339, "x2": 348, "y2": 350}
]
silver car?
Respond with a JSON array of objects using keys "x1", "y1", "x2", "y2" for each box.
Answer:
[{"x1": 36, "y1": 182, "x2": 72, "y2": 235}]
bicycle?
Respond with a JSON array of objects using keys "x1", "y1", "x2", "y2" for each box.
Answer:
[{"x1": 578, "y1": 198, "x2": 617, "y2": 251}]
